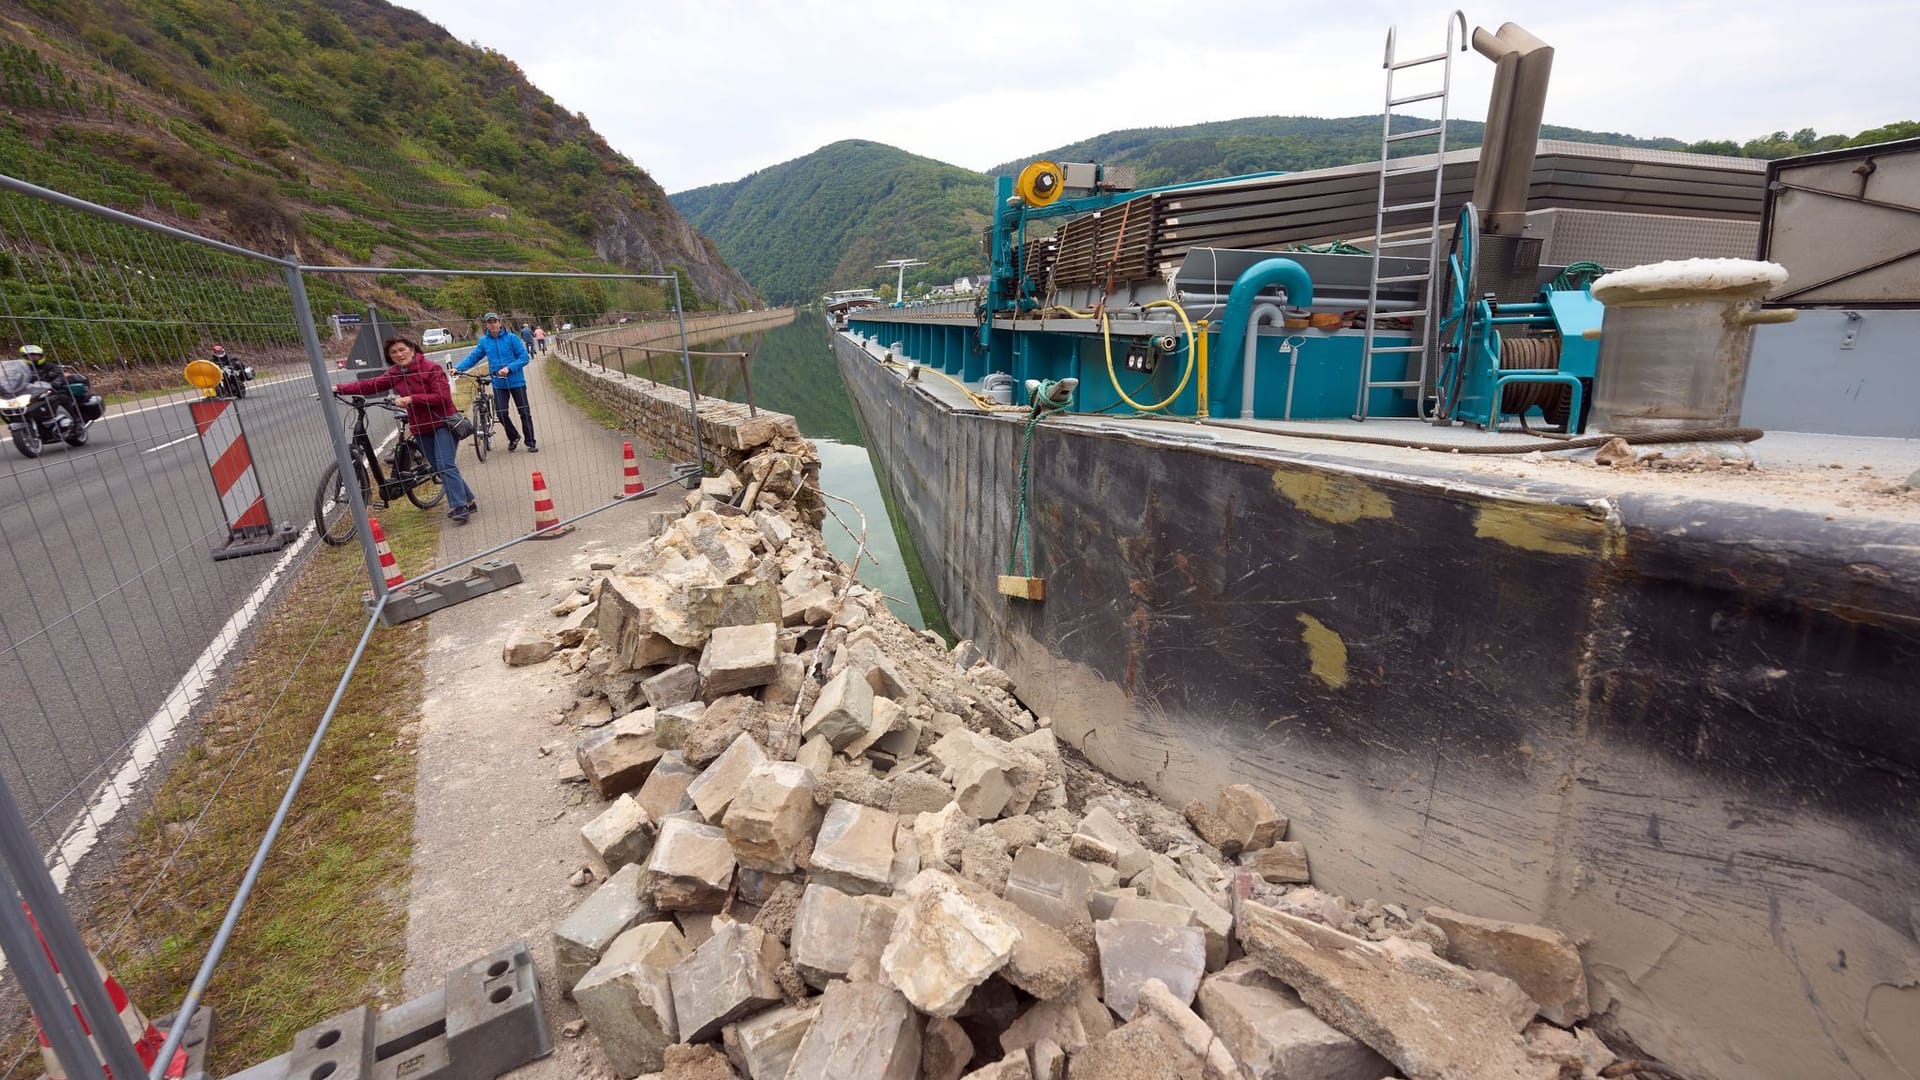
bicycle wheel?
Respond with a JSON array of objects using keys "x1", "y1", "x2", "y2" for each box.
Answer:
[
  {"x1": 315, "y1": 458, "x2": 370, "y2": 546},
  {"x1": 401, "y1": 441, "x2": 445, "y2": 510},
  {"x1": 472, "y1": 399, "x2": 490, "y2": 462}
]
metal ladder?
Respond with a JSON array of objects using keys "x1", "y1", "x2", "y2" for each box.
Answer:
[{"x1": 1355, "y1": 10, "x2": 1468, "y2": 420}]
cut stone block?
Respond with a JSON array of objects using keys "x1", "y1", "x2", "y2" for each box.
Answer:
[
  {"x1": 725, "y1": 761, "x2": 821, "y2": 873},
  {"x1": 581, "y1": 793, "x2": 655, "y2": 877},
  {"x1": 573, "y1": 921, "x2": 688, "y2": 1075},
  {"x1": 1074, "y1": 807, "x2": 1151, "y2": 878},
  {"x1": 873, "y1": 707, "x2": 925, "y2": 760},
  {"x1": 645, "y1": 818, "x2": 736, "y2": 912},
  {"x1": 668, "y1": 920, "x2": 786, "y2": 1044},
  {"x1": 1217, "y1": 784, "x2": 1284, "y2": 852},
  {"x1": 1142, "y1": 855, "x2": 1232, "y2": 970},
  {"x1": 722, "y1": 1002, "x2": 815, "y2": 1080},
  {"x1": 969, "y1": 1055, "x2": 1038, "y2": 1079},
  {"x1": 1066, "y1": 1019, "x2": 1198, "y2": 1080},
  {"x1": 700, "y1": 622, "x2": 781, "y2": 696},
  {"x1": 642, "y1": 663, "x2": 701, "y2": 710},
  {"x1": 786, "y1": 980, "x2": 922, "y2": 1080},
  {"x1": 796, "y1": 734, "x2": 834, "y2": 779},
  {"x1": 1238, "y1": 901, "x2": 1559, "y2": 1080},
  {"x1": 809, "y1": 799, "x2": 898, "y2": 896},
  {"x1": 751, "y1": 509, "x2": 795, "y2": 549},
  {"x1": 1131, "y1": 978, "x2": 1239, "y2": 1079},
  {"x1": 948, "y1": 873, "x2": 1093, "y2": 1002},
  {"x1": 844, "y1": 695, "x2": 903, "y2": 759},
  {"x1": 1095, "y1": 918, "x2": 1207, "y2": 1020},
  {"x1": 923, "y1": 1015, "x2": 974, "y2": 1080},
  {"x1": 761, "y1": 653, "x2": 808, "y2": 710},
  {"x1": 636, "y1": 751, "x2": 700, "y2": 822},
  {"x1": 1198, "y1": 961, "x2": 1391, "y2": 1080},
  {"x1": 801, "y1": 668, "x2": 876, "y2": 749},
  {"x1": 881, "y1": 872, "x2": 1020, "y2": 1017},
  {"x1": 999, "y1": 988, "x2": 1114, "y2": 1056},
  {"x1": 1424, "y1": 907, "x2": 1591, "y2": 1025},
  {"x1": 1109, "y1": 895, "x2": 1198, "y2": 929},
  {"x1": 686, "y1": 731, "x2": 770, "y2": 824},
  {"x1": 790, "y1": 883, "x2": 867, "y2": 989},
  {"x1": 1183, "y1": 799, "x2": 1240, "y2": 856},
  {"x1": 915, "y1": 802, "x2": 974, "y2": 870},
  {"x1": 1242, "y1": 842, "x2": 1310, "y2": 885},
  {"x1": 653, "y1": 700, "x2": 707, "y2": 750},
  {"x1": 553, "y1": 863, "x2": 651, "y2": 995},
  {"x1": 576, "y1": 710, "x2": 664, "y2": 798},
  {"x1": 1003, "y1": 846, "x2": 1095, "y2": 929},
  {"x1": 929, "y1": 729, "x2": 1017, "y2": 819},
  {"x1": 845, "y1": 894, "x2": 906, "y2": 984},
  {"x1": 502, "y1": 626, "x2": 556, "y2": 666}
]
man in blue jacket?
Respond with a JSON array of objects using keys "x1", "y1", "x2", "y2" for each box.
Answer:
[{"x1": 455, "y1": 312, "x2": 537, "y2": 452}]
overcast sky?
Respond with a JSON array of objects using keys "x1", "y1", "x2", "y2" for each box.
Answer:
[{"x1": 401, "y1": 0, "x2": 1913, "y2": 193}]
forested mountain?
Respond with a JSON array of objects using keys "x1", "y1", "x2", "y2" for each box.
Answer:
[
  {"x1": 0, "y1": 0, "x2": 756, "y2": 333},
  {"x1": 671, "y1": 141, "x2": 992, "y2": 306},
  {"x1": 679, "y1": 113, "x2": 1914, "y2": 304}
]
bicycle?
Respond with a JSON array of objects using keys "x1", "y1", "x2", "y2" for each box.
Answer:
[
  {"x1": 313, "y1": 394, "x2": 444, "y2": 546},
  {"x1": 460, "y1": 370, "x2": 495, "y2": 461}
]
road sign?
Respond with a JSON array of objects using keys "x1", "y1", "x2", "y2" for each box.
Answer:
[{"x1": 335, "y1": 313, "x2": 362, "y2": 325}]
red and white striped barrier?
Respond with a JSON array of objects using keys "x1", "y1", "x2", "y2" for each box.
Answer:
[
  {"x1": 24, "y1": 905, "x2": 184, "y2": 1079},
  {"x1": 188, "y1": 397, "x2": 292, "y2": 560}
]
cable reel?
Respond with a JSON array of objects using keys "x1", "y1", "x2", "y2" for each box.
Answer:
[
  {"x1": 1433, "y1": 201, "x2": 1487, "y2": 424},
  {"x1": 1015, "y1": 161, "x2": 1065, "y2": 207}
]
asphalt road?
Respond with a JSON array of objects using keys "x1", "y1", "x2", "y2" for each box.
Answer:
[{"x1": 0, "y1": 362, "x2": 401, "y2": 854}]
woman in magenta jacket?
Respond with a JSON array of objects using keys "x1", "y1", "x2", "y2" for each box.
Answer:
[{"x1": 337, "y1": 337, "x2": 478, "y2": 522}]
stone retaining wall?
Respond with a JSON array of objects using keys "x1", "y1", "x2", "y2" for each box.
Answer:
[
  {"x1": 552, "y1": 351, "x2": 804, "y2": 479},
  {"x1": 566, "y1": 308, "x2": 796, "y2": 352}
]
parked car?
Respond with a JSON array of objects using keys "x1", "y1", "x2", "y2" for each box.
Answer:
[
  {"x1": 560, "y1": 322, "x2": 574, "y2": 331},
  {"x1": 421, "y1": 328, "x2": 452, "y2": 348}
]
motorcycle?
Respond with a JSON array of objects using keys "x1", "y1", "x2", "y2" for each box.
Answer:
[
  {"x1": 0, "y1": 358, "x2": 103, "y2": 458},
  {"x1": 215, "y1": 355, "x2": 254, "y2": 398}
]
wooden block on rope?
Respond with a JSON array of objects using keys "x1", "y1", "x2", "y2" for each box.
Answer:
[{"x1": 997, "y1": 575, "x2": 1046, "y2": 601}]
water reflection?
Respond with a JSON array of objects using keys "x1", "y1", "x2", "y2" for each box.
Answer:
[{"x1": 658, "y1": 316, "x2": 950, "y2": 636}]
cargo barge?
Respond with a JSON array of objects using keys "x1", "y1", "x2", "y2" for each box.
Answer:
[{"x1": 830, "y1": 17, "x2": 1920, "y2": 1080}]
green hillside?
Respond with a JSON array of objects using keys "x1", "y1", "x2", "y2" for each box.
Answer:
[
  {"x1": 671, "y1": 141, "x2": 992, "y2": 306},
  {"x1": 0, "y1": 0, "x2": 755, "y2": 372}
]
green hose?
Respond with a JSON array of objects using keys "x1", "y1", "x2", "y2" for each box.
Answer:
[{"x1": 1549, "y1": 261, "x2": 1607, "y2": 292}]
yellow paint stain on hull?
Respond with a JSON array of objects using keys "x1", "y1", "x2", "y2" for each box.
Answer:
[
  {"x1": 1297, "y1": 613, "x2": 1349, "y2": 689},
  {"x1": 1271, "y1": 469, "x2": 1393, "y2": 524},
  {"x1": 1473, "y1": 501, "x2": 1618, "y2": 557}
]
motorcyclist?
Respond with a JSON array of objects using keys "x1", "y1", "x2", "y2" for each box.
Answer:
[{"x1": 18, "y1": 345, "x2": 78, "y2": 429}]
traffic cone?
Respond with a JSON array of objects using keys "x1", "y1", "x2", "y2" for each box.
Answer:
[
  {"x1": 618, "y1": 441, "x2": 645, "y2": 498},
  {"x1": 24, "y1": 904, "x2": 186, "y2": 1079},
  {"x1": 369, "y1": 517, "x2": 405, "y2": 590},
  {"x1": 529, "y1": 470, "x2": 574, "y2": 539}
]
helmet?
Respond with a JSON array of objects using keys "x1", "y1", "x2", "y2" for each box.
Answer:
[
  {"x1": 483, "y1": 311, "x2": 501, "y2": 322},
  {"x1": 19, "y1": 345, "x2": 43, "y2": 359},
  {"x1": 212, "y1": 345, "x2": 227, "y2": 357}
]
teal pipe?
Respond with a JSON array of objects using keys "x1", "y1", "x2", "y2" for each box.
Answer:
[{"x1": 1212, "y1": 258, "x2": 1314, "y2": 414}]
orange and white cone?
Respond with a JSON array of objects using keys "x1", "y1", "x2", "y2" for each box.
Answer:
[
  {"x1": 619, "y1": 441, "x2": 645, "y2": 498},
  {"x1": 24, "y1": 905, "x2": 185, "y2": 1079},
  {"x1": 529, "y1": 470, "x2": 574, "y2": 538},
  {"x1": 369, "y1": 517, "x2": 405, "y2": 590}
]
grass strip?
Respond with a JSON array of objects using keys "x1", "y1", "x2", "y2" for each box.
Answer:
[
  {"x1": 543, "y1": 358, "x2": 625, "y2": 430},
  {"x1": 19, "y1": 510, "x2": 444, "y2": 1075}
]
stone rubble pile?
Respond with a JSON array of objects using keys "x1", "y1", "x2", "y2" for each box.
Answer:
[{"x1": 506, "y1": 451, "x2": 1633, "y2": 1080}]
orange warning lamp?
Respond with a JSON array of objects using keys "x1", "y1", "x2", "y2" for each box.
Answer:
[{"x1": 184, "y1": 359, "x2": 222, "y2": 395}]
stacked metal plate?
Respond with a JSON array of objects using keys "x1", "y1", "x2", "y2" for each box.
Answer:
[{"x1": 1038, "y1": 142, "x2": 1766, "y2": 291}]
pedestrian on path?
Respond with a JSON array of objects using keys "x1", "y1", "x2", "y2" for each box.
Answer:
[
  {"x1": 456, "y1": 311, "x2": 538, "y2": 452},
  {"x1": 339, "y1": 337, "x2": 478, "y2": 522},
  {"x1": 533, "y1": 325, "x2": 546, "y2": 354}
]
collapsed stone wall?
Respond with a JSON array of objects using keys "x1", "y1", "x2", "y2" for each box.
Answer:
[{"x1": 499, "y1": 441, "x2": 1656, "y2": 1080}]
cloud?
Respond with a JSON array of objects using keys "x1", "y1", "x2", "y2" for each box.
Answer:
[{"x1": 407, "y1": 0, "x2": 1915, "y2": 191}]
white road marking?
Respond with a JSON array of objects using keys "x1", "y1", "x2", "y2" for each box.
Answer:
[
  {"x1": 141, "y1": 433, "x2": 198, "y2": 454},
  {"x1": 99, "y1": 372, "x2": 320, "y2": 423}
]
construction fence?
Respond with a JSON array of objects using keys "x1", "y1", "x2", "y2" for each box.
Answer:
[{"x1": 0, "y1": 170, "x2": 718, "y2": 1078}]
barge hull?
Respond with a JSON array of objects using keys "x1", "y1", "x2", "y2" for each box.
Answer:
[{"x1": 832, "y1": 333, "x2": 1920, "y2": 1080}]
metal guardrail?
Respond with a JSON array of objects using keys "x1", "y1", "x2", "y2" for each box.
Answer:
[{"x1": 0, "y1": 170, "x2": 714, "y2": 1079}]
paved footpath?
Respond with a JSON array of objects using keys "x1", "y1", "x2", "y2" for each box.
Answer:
[{"x1": 402, "y1": 362, "x2": 675, "y2": 1079}]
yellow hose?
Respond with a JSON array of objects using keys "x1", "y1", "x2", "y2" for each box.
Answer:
[
  {"x1": 1100, "y1": 299, "x2": 1198, "y2": 413},
  {"x1": 879, "y1": 358, "x2": 1026, "y2": 411}
]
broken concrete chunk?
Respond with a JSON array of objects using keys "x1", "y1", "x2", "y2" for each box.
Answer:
[
  {"x1": 577, "y1": 709, "x2": 664, "y2": 798},
  {"x1": 1216, "y1": 784, "x2": 1284, "y2": 852},
  {"x1": 1197, "y1": 960, "x2": 1391, "y2": 1080},
  {"x1": 1241, "y1": 841, "x2": 1310, "y2": 885},
  {"x1": 700, "y1": 622, "x2": 781, "y2": 696},
  {"x1": 1066, "y1": 1017, "x2": 1202, "y2": 1080},
  {"x1": 786, "y1": 980, "x2": 922, "y2": 1080},
  {"x1": 581, "y1": 793, "x2": 655, "y2": 877},
  {"x1": 645, "y1": 817, "x2": 737, "y2": 912},
  {"x1": 573, "y1": 921, "x2": 688, "y2": 1075},
  {"x1": 1096, "y1": 918, "x2": 1208, "y2": 1020},
  {"x1": 802, "y1": 668, "x2": 877, "y2": 749},
  {"x1": 722, "y1": 1001, "x2": 815, "y2": 1080},
  {"x1": 503, "y1": 626, "x2": 558, "y2": 666},
  {"x1": 668, "y1": 920, "x2": 786, "y2": 1043},
  {"x1": 686, "y1": 731, "x2": 769, "y2": 824},
  {"x1": 553, "y1": 862, "x2": 651, "y2": 995},
  {"x1": 636, "y1": 750, "x2": 700, "y2": 822},
  {"x1": 1238, "y1": 901, "x2": 1560, "y2": 1080},
  {"x1": 1003, "y1": 846, "x2": 1095, "y2": 930},
  {"x1": 1422, "y1": 907, "x2": 1591, "y2": 1026},
  {"x1": 809, "y1": 799, "x2": 898, "y2": 896},
  {"x1": 643, "y1": 663, "x2": 701, "y2": 710},
  {"x1": 724, "y1": 761, "x2": 821, "y2": 873},
  {"x1": 881, "y1": 872, "x2": 1021, "y2": 1016}
]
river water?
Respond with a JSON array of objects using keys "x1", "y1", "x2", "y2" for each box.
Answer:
[{"x1": 667, "y1": 315, "x2": 951, "y2": 635}]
